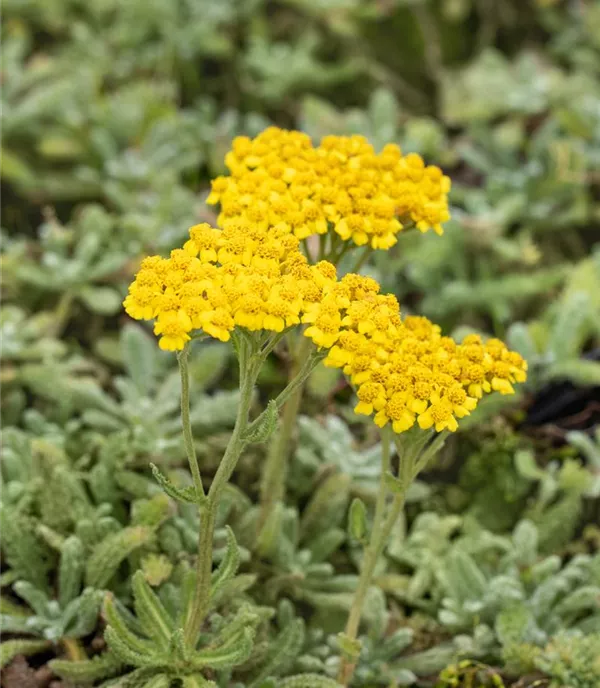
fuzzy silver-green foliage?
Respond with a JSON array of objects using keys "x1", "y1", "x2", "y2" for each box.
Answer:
[
  {"x1": 0, "y1": 535, "x2": 103, "y2": 654},
  {"x1": 390, "y1": 520, "x2": 600, "y2": 678},
  {"x1": 533, "y1": 631, "x2": 600, "y2": 688}
]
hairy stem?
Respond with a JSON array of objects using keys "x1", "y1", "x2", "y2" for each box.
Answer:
[
  {"x1": 183, "y1": 337, "x2": 257, "y2": 647},
  {"x1": 337, "y1": 431, "x2": 411, "y2": 686},
  {"x1": 258, "y1": 334, "x2": 317, "y2": 525},
  {"x1": 62, "y1": 637, "x2": 86, "y2": 662},
  {"x1": 177, "y1": 346, "x2": 205, "y2": 501},
  {"x1": 247, "y1": 339, "x2": 323, "y2": 438}
]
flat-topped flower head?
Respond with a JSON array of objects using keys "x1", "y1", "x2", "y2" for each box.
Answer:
[
  {"x1": 302, "y1": 280, "x2": 527, "y2": 434},
  {"x1": 124, "y1": 221, "x2": 335, "y2": 350},
  {"x1": 207, "y1": 127, "x2": 451, "y2": 252}
]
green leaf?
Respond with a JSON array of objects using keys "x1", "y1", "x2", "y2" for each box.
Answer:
[
  {"x1": 121, "y1": 324, "x2": 157, "y2": 396},
  {"x1": 515, "y1": 450, "x2": 545, "y2": 481},
  {"x1": 347, "y1": 497, "x2": 368, "y2": 542},
  {"x1": 506, "y1": 322, "x2": 537, "y2": 362},
  {"x1": 279, "y1": 675, "x2": 341, "y2": 688},
  {"x1": 255, "y1": 501, "x2": 284, "y2": 558},
  {"x1": 62, "y1": 588, "x2": 103, "y2": 638},
  {"x1": 246, "y1": 400, "x2": 279, "y2": 444},
  {"x1": 443, "y1": 551, "x2": 487, "y2": 604},
  {"x1": 495, "y1": 603, "x2": 531, "y2": 646},
  {"x1": 78, "y1": 286, "x2": 123, "y2": 315},
  {"x1": 191, "y1": 626, "x2": 255, "y2": 670},
  {"x1": 104, "y1": 595, "x2": 156, "y2": 656},
  {"x1": 210, "y1": 574, "x2": 257, "y2": 609},
  {"x1": 548, "y1": 359, "x2": 600, "y2": 385},
  {"x1": 566, "y1": 430, "x2": 600, "y2": 468},
  {"x1": 211, "y1": 605, "x2": 261, "y2": 647},
  {"x1": 104, "y1": 626, "x2": 160, "y2": 668},
  {"x1": 0, "y1": 505, "x2": 53, "y2": 592},
  {"x1": 13, "y1": 581, "x2": 50, "y2": 616},
  {"x1": 86, "y1": 526, "x2": 154, "y2": 588},
  {"x1": 211, "y1": 526, "x2": 240, "y2": 597},
  {"x1": 250, "y1": 618, "x2": 305, "y2": 685},
  {"x1": 131, "y1": 571, "x2": 174, "y2": 648},
  {"x1": 48, "y1": 651, "x2": 123, "y2": 685},
  {"x1": 191, "y1": 342, "x2": 230, "y2": 391},
  {"x1": 512, "y1": 520, "x2": 539, "y2": 566},
  {"x1": 547, "y1": 292, "x2": 592, "y2": 361},
  {"x1": 1, "y1": 639, "x2": 51, "y2": 668},
  {"x1": 58, "y1": 536, "x2": 85, "y2": 607},
  {"x1": 300, "y1": 473, "x2": 351, "y2": 542},
  {"x1": 141, "y1": 674, "x2": 171, "y2": 688},
  {"x1": 150, "y1": 464, "x2": 198, "y2": 504}
]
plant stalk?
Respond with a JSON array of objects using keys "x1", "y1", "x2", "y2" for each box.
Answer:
[
  {"x1": 258, "y1": 334, "x2": 315, "y2": 526},
  {"x1": 181, "y1": 333, "x2": 328, "y2": 648},
  {"x1": 177, "y1": 346, "x2": 205, "y2": 501},
  {"x1": 337, "y1": 430, "x2": 410, "y2": 686},
  {"x1": 183, "y1": 337, "x2": 257, "y2": 647}
]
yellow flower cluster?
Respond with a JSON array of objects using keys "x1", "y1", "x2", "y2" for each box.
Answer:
[
  {"x1": 124, "y1": 221, "x2": 339, "y2": 351},
  {"x1": 207, "y1": 127, "x2": 451, "y2": 250},
  {"x1": 124, "y1": 217, "x2": 526, "y2": 431},
  {"x1": 302, "y1": 281, "x2": 528, "y2": 433},
  {"x1": 124, "y1": 119, "x2": 525, "y2": 434}
]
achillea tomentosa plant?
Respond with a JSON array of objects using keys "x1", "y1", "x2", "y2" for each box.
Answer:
[{"x1": 111, "y1": 129, "x2": 527, "y2": 686}]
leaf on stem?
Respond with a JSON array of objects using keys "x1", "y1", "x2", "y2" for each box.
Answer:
[
  {"x1": 211, "y1": 526, "x2": 240, "y2": 599},
  {"x1": 246, "y1": 399, "x2": 279, "y2": 444},
  {"x1": 150, "y1": 463, "x2": 199, "y2": 504},
  {"x1": 348, "y1": 498, "x2": 368, "y2": 543}
]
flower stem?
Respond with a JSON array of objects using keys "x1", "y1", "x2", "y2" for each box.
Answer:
[
  {"x1": 184, "y1": 500, "x2": 215, "y2": 646},
  {"x1": 62, "y1": 637, "x2": 86, "y2": 662},
  {"x1": 349, "y1": 245, "x2": 373, "y2": 274},
  {"x1": 337, "y1": 430, "x2": 411, "y2": 687},
  {"x1": 181, "y1": 333, "x2": 327, "y2": 648},
  {"x1": 177, "y1": 346, "x2": 205, "y2": 501},
  {"x1": 258, "y1": 334, "x2": 317, "y2": 526},
  {"x1": 183, "y1": 337, "x2": 257, "y2": 647}
]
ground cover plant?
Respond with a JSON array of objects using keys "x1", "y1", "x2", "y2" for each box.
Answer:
[{"x1": 1, "y1": 2, "x2": 599, "y2": 688}]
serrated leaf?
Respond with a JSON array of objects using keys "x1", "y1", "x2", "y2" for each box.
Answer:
[
  {"x1": 211, "y1": 526, "x2": 240, "y2": 596},
  {"x1": 131, "y1": 571, "x2": 174, "y2": 648},
  {"x1": 1, "y1": 639, "x2": 51, "y2": 668},
  {"x1": 104, "y1": 626, "x2": 160, "y2": 668},
  {"x1": 250, "y1": 618, "x2": 305, "y2": 685},
  {"x1": 142, "y1": 673, "x2": 171, "y2": 688},
  {"x1": 13, "y1": 581, "x2": 50, "y2": 616},
  {"x1": 86, "y1": 527, "x2": 154, "y2": 589},
  {"x1": 150, "y1": 463, "x2": 198, "y2": 504},
  {"x1": 191, "y1": 627, "x2": 255, "y2": 670},
  {"x1": 246, "y1": 400, "x2": 279, "y2": 444},
  {"x1": 48, "y1": 651, "x2": 123, "y2": 684},
  {"x1": 61, "y1": 588, "x2": 103, "y2": 638},
  {"x1": 104, "y1": 595, "x2": 156, "y2": 656},
  {"x1": 58, "y1": 536, "x2": 84, "y2": 607}
]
